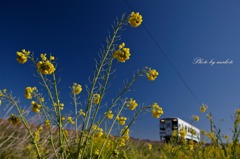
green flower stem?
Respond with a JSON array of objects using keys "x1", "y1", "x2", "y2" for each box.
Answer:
[
  {"x1": 80, "y1": 55, "x2": 114, "y2": 159},
  {"x1": 98, "y1": 70, "x2": 144, "y2": 128},
  {"x1": 52, "y1": 73, "x2": 66, "y2": 158},
  {"x1": 208, "y1": 112, "x2": 227, "y2": 158},
  {"x1": 84, "y1": 16, "x2": 126, "y2": 129},
  {"x1": 98, "y1": 100, "x2": 127, "y2": 158},
  {"x1": 107, "y1": 106, "x2": 151, "y2": 159},
  {"x1": 90, "y1": 57, "x2": 113, "y2": 131},
  {"x1": 37, "y1": 95, "x2": 59, "y2": 159},
  {"x1": 77, "y1": 16, "x2": 127, "y2": 159},
  {"x1": 73, "y1": 93, "x2": 79, "y2": 140}
]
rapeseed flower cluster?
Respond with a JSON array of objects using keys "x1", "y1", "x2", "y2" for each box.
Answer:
[
  {"x1": 79, "y1": 109, "x2": 85, "y2": 117},
  {"x1": 113, "y1": 43, "x2": 131, "y2": 63},
  {"x1": 126, "y1": 98, "x2": 138, "y2": 110},
  {"x1": 146, "y1": 68, "x2": 159, "y2": 81},
  {"x1": 94, "y1": 149, "x2": 100, "y2": 156},
  {"x1": 72, "y1": 83, "x2": 82, "y2": 95},
  {"x1": 116, "y1": 116, "x2": 127, "y2": 125},
  {"x1": 121, "y1": 126, "x2": 130, "y2": 140},
  {"x1": 104, "y1": 110, "x2": 114, "y2": 119},
  {"x1": 193, "y1": 115, "x2": 199, "y2": 122},
  {"x1": 37, "y1": 54, "x2": 56, "y2": 75},
  {"x1": 118, "y1": 138, "x2": 126, "y2": 147},
  {"x1": 93, "y1": 93, "x2": 101, "y2": 104},
  {"x1": 190, "y1": 129, "x2": 196, "y2": 135},
  {"x1": 152, "y1": 103, "x2": 163, "y2": 118},
  {"x1": 16, "y1": 49, "x2": 30, "y2": 64},
  {"x1": 34, "y1": 127, "x2": 43, "y2": 143},
  {"x1": 8, "y1": 114, "x2": 20, "y2": 125},
  {"x1": 31, "y1": 101, "x2": 41, "y2": 113},
  {"x1": 45, "y1": 119, "x2": 51, "y2": 128},
  {"x1": 146, "y1": 143, "x2": 152, "y2": 150},
  {"x1": 93, "y1": 126, "x2": 103, "y2": 138},
  {"x1": 128, "y1": 12, "x2": 143, "y2": 27},
  {"x1": 25, "y1": 86, "x2": 37, "y2": 99},
  {"x1": 179, "y1": 127, "x2": 187, "y2": 139},
  {"x1": 53, "y1": 102, "x2": 64, "y2": 109},
  {"x1": 200, "y1": 104, "x2": 207, "y2": 112},
  {"x1": 67, "y1": 116, "x2": 75, "y2": 125}
]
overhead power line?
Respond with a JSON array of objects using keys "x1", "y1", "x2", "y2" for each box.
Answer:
[{"x1": 123, "y1": 0, "x2": 202, "y2": 105}]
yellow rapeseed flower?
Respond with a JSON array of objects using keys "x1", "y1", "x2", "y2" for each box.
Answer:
[
  {"x1": 207, "y1": 132, "x2": 216, "y2": 141},
  {"x1": 200, "y1": 104, "x2": 207, "y2": 112},
  {"x1": 34, "y1": 129, "x2": 41, "y2": 142},
  {"x1": 113, "y1": 149, "x2": 119, "y2": 157},
  {"x1": 128, "y1": 12, "x2": 143, "y2": 27},
  {"x1": 152, "y1": 103, "x2": 163, "y2": 118},
  {"x1": 146, "y1": 68, "x2": 159, "y2": 81},
  {"x1": 64, "y1": 130, "x2": 69, "y2": 138},
  {"x1": 179, "y1": 127, "x2": 187, "y2": 138},
  {"x1": 193, "y1": 115, "x2": 199, "y2": 122},
  {"x1": 31, "y1": 101, "x2": 41, "y2": 113},
  {"x1": 117, "y1": 116, "x2": 127, "y2": 125},
  {"x1": 126, "y1": 98, "x2": 138, "y2": 110},
  {"x1": 50, "y1": 55, "x2": 55, "y2": 61},
  {"x1": 16, "y1": 49, "x2": 30, "y2": 64},
  {"x1": 94, "y1": 149, "x2": 100, "y2": 156},
  {"x1": 105, "y1": 110, "x2": 114, "y2": 119},
  {"x1": 94, "y1": 127, "x2": 103, "y2": 137},
  {"x1": 147, "y1": 143, "x2": 152, "y2": 150},
  {"x1": 25, "y1": 87, "x2": 36, "y2": 99},
  {"x1": 118, "y1": 138, "x2": 126, "y2": 147},
  {"x1": 113, "y1": 47, "x2": 131, "y2": 63},
  {"x1": 8, "y1": 114, "x2": 20, "y2": 125},
  {"x1": 40, "y1": 53, "x2": 47, "y2": 61},
  {"x1": 79, "y1": 109, "x2": 85, "y2": 116},
  {"x1": 67, "y1": 116, "x2": 72, "y2": 122},
  {"x1": 92, "y1": 124, "x2": 98, "y2": 131},
  {"x1": 45, "y1": 119, "x2": 51, "y2": 127},
  {"x1": 67, "y1": 116, "x2": 75, "y2": 124},
  {"x1": 118, "y1": 42, "x2": 125, "y2": 49},
  {"x1": 72, "y1": 83, "x2": 82, "y2": 95},
  {"x1": 201, "y1": 129, "x2": 207, "y2": 136},
  {"x1": 40, "y1": 97, "x2": 44, "y2": 103},
  {"x1": 93, "y1": 93, "x2": 100, "y2": 104},
  {"x1": 121, "y1": 126, "x2": 130, "y2": 140},
  {"x1": 37, "y1": 60, "x2": 56, "y2": 75}
]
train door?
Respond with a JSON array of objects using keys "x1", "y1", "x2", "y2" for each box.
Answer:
[{"x1": 165, "y1": 119, "x2": 172, "y2": 136}]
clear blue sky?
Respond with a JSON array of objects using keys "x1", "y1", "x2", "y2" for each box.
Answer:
[{"x1": 1, "y1": 0, "x2": 240, "y2": 141}]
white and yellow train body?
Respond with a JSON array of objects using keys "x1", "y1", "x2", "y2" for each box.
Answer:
[{"x1": 159, "y1": 117, "x2": 200, "y2": 142}]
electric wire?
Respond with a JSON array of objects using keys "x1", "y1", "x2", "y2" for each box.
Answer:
[{"x1": 123, "y1": 0, "x2": 202, "y2": 105}]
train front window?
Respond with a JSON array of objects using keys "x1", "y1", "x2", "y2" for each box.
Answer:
[{"x1": 160, "y1": 120, "x2": 165, "y2": 130}]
